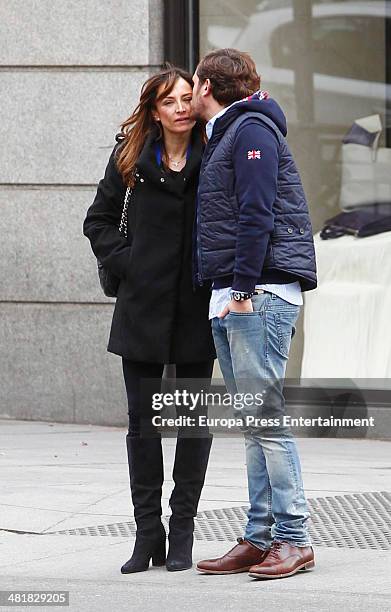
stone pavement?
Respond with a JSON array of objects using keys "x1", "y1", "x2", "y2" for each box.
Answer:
[{"x1": 0, "y1": 419, "x2": 390, "y2": 612}]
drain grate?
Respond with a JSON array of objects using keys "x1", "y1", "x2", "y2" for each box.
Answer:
[{"x1": 49, "y1": 491, "x2": 391, "y2": 550}]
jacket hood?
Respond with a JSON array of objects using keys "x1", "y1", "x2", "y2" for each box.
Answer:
[{"x1": 216, "y1": 90, "x2": 287, "y2": 137}]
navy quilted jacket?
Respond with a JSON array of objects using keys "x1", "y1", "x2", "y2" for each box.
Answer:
[{"x1": 194, "y1": 93, "x2": 317, "y2": 292}]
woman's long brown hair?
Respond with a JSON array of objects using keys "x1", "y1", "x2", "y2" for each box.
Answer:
[{"x1": 116, "y1": 63, "x2": 196, "y2": 187}]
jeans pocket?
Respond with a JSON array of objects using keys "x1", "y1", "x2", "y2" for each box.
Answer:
[{"x1": 273, "y1": 310, "x2": 299, "y2": 358}]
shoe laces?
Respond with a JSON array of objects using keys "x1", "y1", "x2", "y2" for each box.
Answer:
[{"x1": 268, "y1": 541, "x2": 283, "y2": 560}]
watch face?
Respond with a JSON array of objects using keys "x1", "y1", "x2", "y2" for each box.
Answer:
[{"x1": 233, "y1": 292, "x2": 242, "y2": 301}]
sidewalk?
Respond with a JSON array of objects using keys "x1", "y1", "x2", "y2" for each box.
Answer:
[{"x1": 0, "y1": 419, "x2": 390, "y2": 612}]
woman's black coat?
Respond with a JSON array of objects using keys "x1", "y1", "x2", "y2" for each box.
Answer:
[{"x1": 83, "y1": 127, "x2": 216, "y2": 364}]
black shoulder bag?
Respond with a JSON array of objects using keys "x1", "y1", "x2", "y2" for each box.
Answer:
[
  {"x1": 97, "y1": 184, "x2": 132, "y2": 298},
  {"x1": 320, "y1": 203, "x2": 391, "y2": 240}
]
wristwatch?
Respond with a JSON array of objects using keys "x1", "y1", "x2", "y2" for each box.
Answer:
[{"x1": 230, "y1": 290, "x2": 255, "y2": 302}]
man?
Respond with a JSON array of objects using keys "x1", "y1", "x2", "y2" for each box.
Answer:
[{"x1": 191, "y1": 48, "x2": 317, "y2": 579}]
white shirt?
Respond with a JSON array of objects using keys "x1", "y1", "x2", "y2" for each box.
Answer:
[
  {"x1": 205, "y1": 100, "x2": 241, "y2": 140},
  {"x1": 205, "y1": 105, "x2": 303, "y2": 319}
]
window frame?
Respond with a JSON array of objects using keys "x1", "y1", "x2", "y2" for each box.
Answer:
[{"x1": 163, "y1": 0, "x2": 199, "y2": 73}]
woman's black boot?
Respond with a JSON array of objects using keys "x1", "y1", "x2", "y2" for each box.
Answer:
[
  {"x1": 166, "y1": 516, "x2": 194, "y2": 571},
  {"x1": 166, "y1": 435, "x2": 212, "y2": 571},
  {"x1": 120, "y1": 523, "x2": 166, "y2": 574},
  {"x1": 121, "y1": 435, "x2": 166, "y2": 574}
]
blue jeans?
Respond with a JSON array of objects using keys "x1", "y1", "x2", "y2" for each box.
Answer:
[{"x1": 211, "y1": 291, "x2": 311, "y2": 549}]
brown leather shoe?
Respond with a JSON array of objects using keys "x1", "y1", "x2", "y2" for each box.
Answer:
[
  {"x1": 248, "y1": 541, "x2": 315, "y2": 579},
  {"x1": 196, "y1": 537, "x2": 268, "y2": 574}
]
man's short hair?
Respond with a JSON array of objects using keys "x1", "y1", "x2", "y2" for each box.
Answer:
[{"x1": 196, "y1": 48, "x2": 261, "y2": 106}]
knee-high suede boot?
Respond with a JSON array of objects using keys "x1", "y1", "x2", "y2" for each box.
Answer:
[
  {"x1": 166, "y1": 435, "x2": 213, "y2": 571},
  {"x1": 121, "y1": 435, "x2": 166, "y2": 574}
]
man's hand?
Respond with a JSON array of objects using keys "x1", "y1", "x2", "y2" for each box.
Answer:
[{"x1": 218, "y1": 298, "x2": 254, "y2": 318}]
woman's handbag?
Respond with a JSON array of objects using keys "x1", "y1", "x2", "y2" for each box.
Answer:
[
  {"x1": 97, "y1": 184, "x2": 132, "y2": 297},
  {"x1": 320, "y1": 202, "x2": 391, "y2": 240}
]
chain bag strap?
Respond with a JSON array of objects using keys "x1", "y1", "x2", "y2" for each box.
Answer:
[
  {"x1": 119, "y1": 185, "x2": 132, "y2": 238},
  {"x1": 97, "y1": 178, "x2": 134, "y2": 298}
]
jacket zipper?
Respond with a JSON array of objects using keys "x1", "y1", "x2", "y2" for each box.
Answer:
[{"x1": 196, "y1": 140, "x2": 214, "y2": 288}]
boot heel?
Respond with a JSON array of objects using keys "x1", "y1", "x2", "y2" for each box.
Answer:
[
  {"x1": 300, "y1": 560, "x2": 315, "y2": 571},
  {"x1": 152, "y1": 539, "x2": 166, "y2": 566}
]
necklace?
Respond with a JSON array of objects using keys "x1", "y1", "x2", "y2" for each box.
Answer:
[{"x1": 167, "y1": 154, "x2": 186, "y2": 167}]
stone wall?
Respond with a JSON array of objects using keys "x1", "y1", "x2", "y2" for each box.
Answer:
[{"x1": 0, "y1": 0, "x2": 164, "y2": 425}]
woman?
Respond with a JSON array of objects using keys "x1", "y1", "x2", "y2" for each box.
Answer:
[{"x1": 83, "y1": 65, "x2": 216, "y2": 574}]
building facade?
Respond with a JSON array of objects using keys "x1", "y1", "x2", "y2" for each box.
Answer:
[
  {"x1": 1, "y1": 1, "x2": 390, "y2": 425},
  {"x1": 0, "y1": 1, "x2": 163, "y2": 425}
]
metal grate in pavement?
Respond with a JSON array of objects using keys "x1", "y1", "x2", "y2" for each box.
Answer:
[{"x1": 49, "y1": 491, "x2": 391, "y2": 550}]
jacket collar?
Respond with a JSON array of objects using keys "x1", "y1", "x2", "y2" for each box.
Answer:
[{"x1": 136, "y1": 125, "x2": 204, "y2": 194}]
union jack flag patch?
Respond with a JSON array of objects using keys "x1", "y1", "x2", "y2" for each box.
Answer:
[{"x1": 247, "y1": 149, "x2": 261, "y2": 159}]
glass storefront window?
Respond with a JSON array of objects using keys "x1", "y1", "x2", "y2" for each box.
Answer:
[
  {"x1": 199, "y1": 1, "x2": 391, "y2": 385},
  {"x1": 199, "y1": 0, "x2": 389, "y2": 229}
]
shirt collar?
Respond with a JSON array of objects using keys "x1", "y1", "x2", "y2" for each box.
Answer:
[
  {"x1": 205, "y1": 90, "x2": 270, "y2": 140},
  {"x1": 205, "y1": 99, "x2": 242, "y2": 140}
]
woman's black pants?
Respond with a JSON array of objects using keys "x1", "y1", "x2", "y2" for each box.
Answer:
[
  {"x1": 121, "y1": 358, "x2": 214, "y2": 550},
  {"x1": 122, "y1": 359, "x2": 214, "y2": 438}
]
